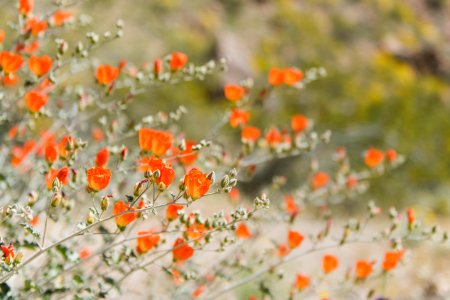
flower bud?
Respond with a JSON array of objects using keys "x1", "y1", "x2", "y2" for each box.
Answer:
[
  {"x1": 134, "y1": 179, "x2": 148, "y2": 197},
  {"x1": 100, "y1": 196, "x2": 110, "y2": 211},
  {"x1": 207, "y1": 171, "x2": 215, "y2": 183},
  {"x1": 51, "y1": 193, "x2": 62, "y2": 207},
  {"x1": 229, "y1": 168, "x2": 237, "y2": 178},
  {"x1": 221, "y1": 175, "x2": 230, "y2": 189},
  {"x1": 154, "y1": 58, "x2": 162, "y2": 77},
  {"x1": 27, "y1": 192, "x2": 38, "y2": 207},
  {"x1": 52, "y1": 177, "x2": 62, "y2": 192},
  {"x1": 153, "y1": 169, "x2": 161, "y2": 179},
  {"x1": 158, "y1": 182, "x2": 167, "y2": 191},
  {"x1": 229, "y1": 178, "x2": 238, "y2": 187},
  {"x1": 86, "y1": 211, "x2": 95, "y2": 224},
  {"x1": 120, "y1": 145, "x2": 128, "y2": 161},
  {"x1": 178, "y1": 139, "x2": 186, "y2": 151}
]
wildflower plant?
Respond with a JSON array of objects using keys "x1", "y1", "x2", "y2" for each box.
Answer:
[{"x1": 0, "y1": 1, "x2": 447, "y2": 299}]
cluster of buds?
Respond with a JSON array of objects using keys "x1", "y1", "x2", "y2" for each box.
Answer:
[
  {"x1": 220, "y1": 168, "x2": 238, "y2": 193},
  {"x1": 1, "y1": 204, "x2": 33, "y2": 222},
  {"x1": 254, "y1": 193, "x2": 270, "y2": 210},
  {"x1": 191, "y1": 140, "x2": 211, "y2": 151},
  {"x1": 230, "y1": 207, "x2": 251, "y2": 222}
]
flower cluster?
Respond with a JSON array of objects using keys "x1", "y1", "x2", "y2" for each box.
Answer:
[{"x1": 0, "y1": 1, "x2": 446, "y2": 299}]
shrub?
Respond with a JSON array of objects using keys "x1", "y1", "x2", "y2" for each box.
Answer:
[{"x1": 0, "y1": 1, "x2": 446, "y2": 299}]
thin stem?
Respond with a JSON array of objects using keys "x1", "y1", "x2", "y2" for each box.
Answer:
[{"x1": 41, "y1": 197, "x2": 52, "y2": 248}]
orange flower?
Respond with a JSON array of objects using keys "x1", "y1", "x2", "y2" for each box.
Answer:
[
  {"x1": 268, "y1": 67, "x2": 284, "y2": 86},
  {"x1": 241, "y1": 126, "x2": 261, "y2": 143},
  {"x1": 265, "y1": 127, "x2": 283, "y2": 147},
  {"x1": 0, "y1": 51, "x2": 24, "y2": 73},
  {"x1": 36, "y1": 131, "x2": 56, "y2": 156},
  {"x1": 136, "y1": 230, "x2": 160, "y2": 254},
  {"x1": 184, "y1": 168, "x2": 212, "y2": 200},
  {"x1": 19, "y1": 0, "x2": 33, "y2": 15},
  {"x1": 291, "y1": 114, "x2": 309, "y2": 133},
  {"x1": 288, "y1": 230, "x2": 304, "y2": 249},
  {"x1": 11, "y1": 140, "x2": 35, "y2": 166},
  {"x1": 229, "y1": 187, "x2": 240, "y2": 201},
  {"x1": 154, "y1": 58, "x2": 163, "y2": 75},
  {"x1": 95, "y1": 147, "x2": 109, "y2": 167},
  {"x1": 382, "y1": 250, "x2": 405, "y2": 271},
  {"x1": 364, "y1": 147, "x2": 384, "y2": 168},
  {"x1": 172, "y1": 140, "x2": 197, "y2": 165},
  {"x1": 28, "y1": 55, "x2": 53, "y2": 77},
  {"x1": 91, "y1": 128, "x2": 104, "y2": 141},
  {"x1": 96, "y1": 64, "x2": 119, "y2": 85},
  {"x1": 283, "y1": 67, "x2": 304, "y2": 85},
  {"x1": 185, "y1": 219, "x2": 207, "y2": 240},
  {"x1": 386, "y1": 148, "x2": 397, "y2": 162},
  {"x1": 58, "y1": 135, "x2": 75, "y2": 159},
  {"x1": 8, "y1": 126, "x2": 18, "y2": 140},
  {"x1": 2, "y1": 73, "x2": 19, "y2": 86},
  {"x1": 172, "y1": 238, "x2": 194, "y2": 262},
  {"x1": 23, "y1": 40, "x2": 40, "y2": 54},
  {"x1": 138, "y1": 128, "x2": 173, "y2": 156},
  {"x1": 224, "y1": 84, "x2": 245, "y2": 101},
  {"x1": 277, "y1": 243, "x2": 290, "y2": 257},
  {"x1": 170, "y1": 52, "x2": 188, "y2": 71},
  {"x1": 229, "y1": 109, "x2": 250, "y2": 128},
  {"x1": 137, "y1": 156, "x2": 175, "y2": 188},
  {"x1": 1, "y1": 244, "x2": 15, "y2": 262},
  {"x1": 311, "y1": 172, "x2": 329, "y2": 189},
  {"x1": 86, "y1": 167, "x2": 111, "y2": 192},
  {"x1": 166, "y1": 204, "x2": 184, "y2": 221},
  {"x1": 284, "y1": 195, "x2": 299, "y2": 217},
  {"x1": 235, "y1": 223, "x2": 252, "y2": 240},
  {"x1": 25, "y1": 90, "x2": 48, "y2": 112},
  {"x1": 406, "y1": 208, "x2": 415, "y2": 224},
  {"x1": 25, "y1": 18, "x2": 48, "y2": 36},
  {"x1": 44, "y1": 144, "x2": 59, "y2": 163},
  {"x1": 0, "y1": 30, "x2": 5, "y2": 44},
  {"x1": 355, "y1": 260, "x2": 374, "y2": 279},
  {"x1": 322, "y1": 254, "x2": 339, "y2": 274},
  {"x1": 295, "y1": 273, "x2": 310, "y2": 290},
  {"x1": 192, "y1": 285, "x2": 206, "y2": 298},
  {"x1": 51, "y1": 10, "x2": 74, "y2": 26},
  {"x1": 79, "y1": 248, "x2": 91, "y2": 259},
  {"x1": 45, "y1": 167, "x2": 69, "y2": 189},
  {"x1": 29, "y1": 215, "x2": 39, "y2": 227},
  {"x1": 113, "y1": 200, "x2": 137, "y2": 230},
  {"x1": 346, "y1": 175, "x2": 358, "y2": 189}
]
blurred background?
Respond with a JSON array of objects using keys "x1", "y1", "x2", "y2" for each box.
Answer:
[{"x1": 3, "y1": 0, "x2": 450, "y2": 212}]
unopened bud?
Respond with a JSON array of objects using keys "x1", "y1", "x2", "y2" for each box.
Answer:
[
  {"x1": 221, "y1": 175, "x2": 230, "y2": 188},
  {"x1": 229, "y1": 168, "x2": 237, "y2": 178},
  {"x1": 158, "y1": 182, "x2": 167, "y2": 191},
  {"x1": 154, "y1": 58, "x2": 163, "y2": 77},
  {"x1": 153, "y1": 169, "x2": 161, "y2": 179},
  {"x1": 100, "y1": 196, "x2": 110, "y2": 211},
  {"x1": 178, "y1": 139, "x2": 186, "y2": 151},
  {"x1": 27, "y1": 192, "x2": 38, "y2": 206},
  {"x1": 179, "y1": 179, "x2": 186, "y2": 191},
  {"x1": 86, "y1": 211, "x2": 95, "y2": 224},
  {"x1": 51, "y1": 193, "x2": 62, "y2": 207},
  {"x1": 120, "y1": 146, "x2": 128, "y2": 161},
  {"x1": 229, "y1": 178, "x2": 238, "y2": 187},
  {"x1": 207, "y1": 171, "x2": 215, "y2": 183},
  {"x1": 134, "y1": 179, "x2": 148, "y2": 197},
  {"x1": 52, "y1": 177, "x2": 62, "y2": 192}
]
